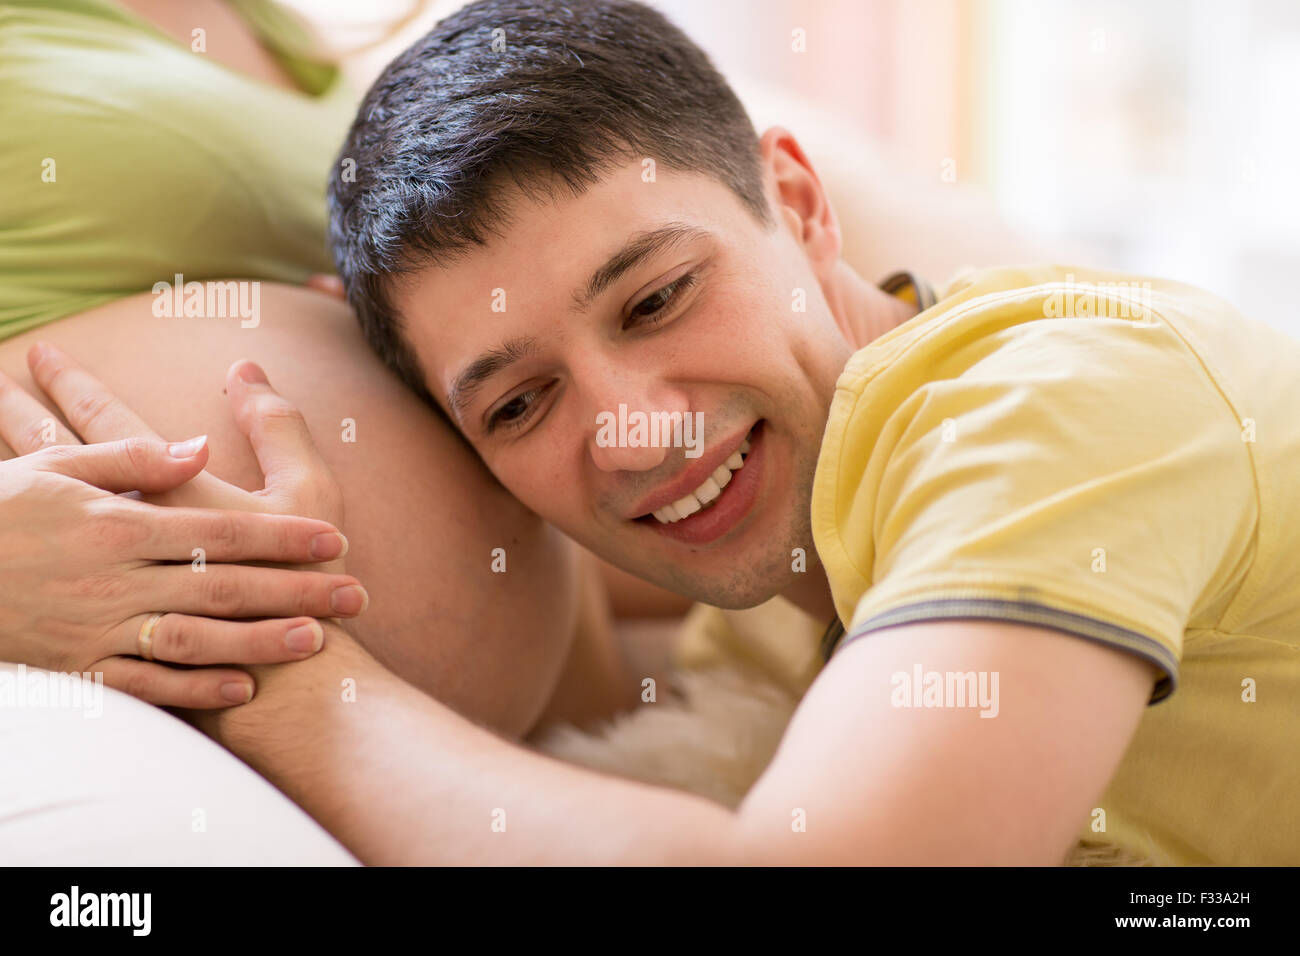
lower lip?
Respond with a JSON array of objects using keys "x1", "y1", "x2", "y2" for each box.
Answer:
[{"x1": 642, "y1": 421, "x2": 766, "y2": 545}]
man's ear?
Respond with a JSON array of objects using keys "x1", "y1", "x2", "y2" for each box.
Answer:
[{"x1": 758, "y1": 126, "x2": 842, "y2": 281}]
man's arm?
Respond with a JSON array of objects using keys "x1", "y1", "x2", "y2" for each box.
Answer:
[
  {"x1": 199, "y1": 616, "x2": 1154, "y2": 865},
  {"x1": 195, "y1": 625, "x2": 740, "y2": 865}
]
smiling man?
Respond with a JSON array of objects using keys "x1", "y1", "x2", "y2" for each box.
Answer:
[
  {"x1": 223, "y1": 0, "x2": 1300, "y2": 864},
  {"x1": 13, "y1": 0, "x2": 1300, "y2": 865}
]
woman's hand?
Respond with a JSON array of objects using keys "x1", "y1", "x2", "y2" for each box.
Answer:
[
  {"x1": 24, "y1": 344, "x2": 346, "y2": 536},
  {"x1": 0, "y1": 345, "x2": 368, "y2": 707}
]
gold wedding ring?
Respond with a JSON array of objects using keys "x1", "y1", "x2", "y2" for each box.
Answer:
[{"x1": 137, "y1": 613, "x2": 164, "y2": 661}]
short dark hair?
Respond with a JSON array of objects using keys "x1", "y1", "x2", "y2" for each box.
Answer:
[{"x1": 327, "y1": 0, "x2": 773, "y2": 404}]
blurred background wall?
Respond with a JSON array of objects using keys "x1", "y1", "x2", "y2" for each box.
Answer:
[{"x1": 292, "y1": 0, "x2": 1300, "y2": 337}]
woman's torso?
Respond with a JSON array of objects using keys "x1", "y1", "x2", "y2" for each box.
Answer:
[{"x1": 0, "y1": 0, "x2": 358, "y2": 339}]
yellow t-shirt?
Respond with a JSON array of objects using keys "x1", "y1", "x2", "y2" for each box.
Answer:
[{"x1": 682, "y1": 264, "x2": 1300, "y2": 865}]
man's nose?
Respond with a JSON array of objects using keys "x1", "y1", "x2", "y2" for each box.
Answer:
[
  {"x1": 589, "y1": 417, "x2": 668, "y2": 472},
  {"x1": 586, "y1": 398, "x2": 693, "y2": 473}
]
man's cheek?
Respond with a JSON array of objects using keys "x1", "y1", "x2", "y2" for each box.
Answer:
[{"x1": 514, "y1": 481, "x2": 578, "y2": 529}]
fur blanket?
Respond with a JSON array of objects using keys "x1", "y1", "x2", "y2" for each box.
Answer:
[{"x1": 532, "y1": 664, "x2": 1152, "y2": 866}]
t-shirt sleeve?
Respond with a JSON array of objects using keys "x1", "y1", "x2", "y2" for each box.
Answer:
[{"x1": 833, "y1": 321, "x2": 1257, "y2": 703}]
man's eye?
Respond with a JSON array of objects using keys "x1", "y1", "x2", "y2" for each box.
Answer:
[
  {"x1": 487, "y1": 385, "x2": 547, "y2": 433},
  {"x1": 625, "y1": 270, "x2": 699, "y2": 329}
]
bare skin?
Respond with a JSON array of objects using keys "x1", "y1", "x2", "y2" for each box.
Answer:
[
  {"x1": 116, "y1": 0, "x2": 301, "y2": 92},
  {"x1": 0, "y1": 0, "x2": 635, "y2": 739},
  {"x1": 0, "y1": 288, "x2": 612, "y2": 737}
]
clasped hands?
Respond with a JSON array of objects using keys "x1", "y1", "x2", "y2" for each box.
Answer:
[{"x1": 0, "y1": 343, "x2": 366, "y2": 708}]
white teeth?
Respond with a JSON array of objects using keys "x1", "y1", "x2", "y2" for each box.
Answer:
[
  {"x1": 740, "y1": 438, "x2": 751, "y2": 454},
  {"x1": 672, "y1": 494, "x2": 702, "y2": 518},
  {"x1": 649, "y1": 438, "x2": 752, "y2": 525},
  {"x1": 652, "y1": 503, "x2": 682, "y2": 524}
]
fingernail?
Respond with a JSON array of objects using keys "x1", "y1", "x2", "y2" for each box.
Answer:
[
  {"x1": 237, "y1": 362, "x2": 268, "y2": 385},
  {"x1": 330, "y1": 584, "x2": 369, "y2": 616},
  {"x1": 168, "y1": 435, "x2": 208, "y2": 458},
  {"x1": 310, "y1": 531, "x2": 348, "y2": 560},
  {"x1": 220, "y1": 681, "x2": 254, "y2": 704},
  {"x1": 285, "y1": 620, "x2": 324, "y2": 653}
]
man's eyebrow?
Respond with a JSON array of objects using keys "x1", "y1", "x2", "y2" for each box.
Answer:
[
  {"x1": 570, "y1": 223, "x2": 713, "y2": 313},
  {"x1": 446, "y1": 224, "x2": 710, "y2": 428},
  {"x1": 447, "y1": 335, "x2": 540, "y2": 426}
]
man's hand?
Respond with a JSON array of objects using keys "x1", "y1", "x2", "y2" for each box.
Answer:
[{"x1": 0, "y1": 345, "x2": 368, "y2": 708}]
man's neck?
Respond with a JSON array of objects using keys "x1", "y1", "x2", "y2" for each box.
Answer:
[
  {"x1": 828, "y1": 260, "x2": 921, "y2": 352},
  {"x1": 781, "y1": 564, "x2": 839, "y2": 622},
  {"x1": 778, "y1": 261, "x2": 922, "y2": 623}
]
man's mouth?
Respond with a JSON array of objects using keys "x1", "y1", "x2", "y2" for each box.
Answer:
[
  {"x1": 631, "y1": 421, "x2": 766, "y2": 545},
  {"x1": 650, "y1": 434, "x2": 751, "y2": 523}
]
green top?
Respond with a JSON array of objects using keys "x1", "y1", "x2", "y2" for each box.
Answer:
[{"x1": 0, "y1": 0, "x2": 359, "y2": 339}]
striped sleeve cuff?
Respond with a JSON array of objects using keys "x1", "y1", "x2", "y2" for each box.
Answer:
[{"x1": 828, "y1": 597, "x2": 1179, "y2": 704}]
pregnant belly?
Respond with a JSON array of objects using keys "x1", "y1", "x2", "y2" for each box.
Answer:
[
  {"x1": 0, "y1": 282, "x2": 587, "y2": 739},
  {"x1": 0, "y1": 280, "x2": 376, "y2": 469}
]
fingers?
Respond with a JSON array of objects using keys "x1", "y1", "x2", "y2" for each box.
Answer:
[
  {"x1": 0, "y1": 368, "x2": 80, "y2": 453},
  {"x1": 97, "y1": 656, "x2": 257, "y2": 709},
  {"x1": 225, "y1": 361, "x2": 334, "y2": 500},
  {"x1": 144, "y1": 563, "x2": 369, "y2": 620},
  {"x1": 34, "y1": 435, "x2": 210, "y2": 493},
  {"x1": 27, "y1": 342, "x2": 163, "y2": 443},
  {"x1": 11, "y1": 345, "x2": 208, "y2": 493},
  {"x1": 111, "y1": 612, "x2": 326, "y2": 666},
  {"x1": 111, "y1": 497, "x2": 349, "y2": 562}
]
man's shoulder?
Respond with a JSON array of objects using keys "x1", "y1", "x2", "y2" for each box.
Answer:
[
  {"x1": 816, "y1": 261, "x2": 1246, "y2": 544},
  {"x1": 836, "y1": 262, "x2": 1208, "y2": 401}
]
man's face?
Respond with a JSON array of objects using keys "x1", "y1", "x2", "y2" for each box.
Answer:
[{"x1": 393, "y1": 153, "x2": 853, "y2": 608}]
